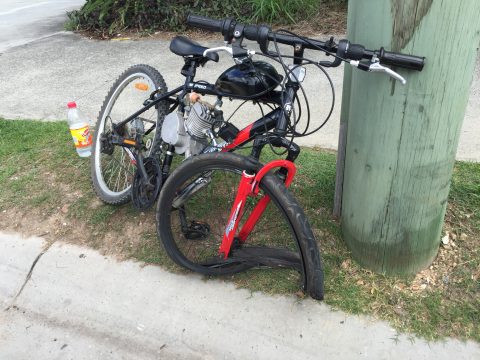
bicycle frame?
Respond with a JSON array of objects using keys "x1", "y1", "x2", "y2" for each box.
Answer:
[
  {"x1": 112, "y1": 83, "x2": 284, "y2": 138},
  {"x1": 108, "y1": 78, "x2": 296, "y2": 176},
  {"x1": 95, "y1": 14, "x2": 426, "y2": 300},
  {"x1": 108, "y1": 88, "x2": 286, "y2": 176},
  {"x1": 105, "y1": 55, "x2": 303, "y2": 229}
]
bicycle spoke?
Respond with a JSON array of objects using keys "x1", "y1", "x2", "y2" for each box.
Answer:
[
  {"x1": 105, "y1": 155, "x2": 121, "y2": 188},
  {"x1": 122, "y1": 162, "x2": 130, "y2": 191},
  {"x1": 114, "y1": 150, "x2": 127, "y2": 191},
  {"x1": 104, "y1": 149, "x2": 134, "y2": 189}
]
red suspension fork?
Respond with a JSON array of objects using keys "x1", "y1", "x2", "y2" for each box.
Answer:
[
  {"x1": 219, "y1": 160, "x2": 296, "y2": 258},
  {"x1": 219, "y1": 171, "x2": 254, "y2": 258}
]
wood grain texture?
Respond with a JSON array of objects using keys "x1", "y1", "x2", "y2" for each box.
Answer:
[
  {"x1": 333, "y1": 65, "x2": 352, "y2": 218},
  {"x1": 341, "y1": 0, "x2": 480, "y2": 274}
]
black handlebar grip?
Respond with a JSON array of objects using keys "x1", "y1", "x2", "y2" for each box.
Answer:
[
  {"x1": 186, "y1": 14, "x2": 224, "y2": 33},
  {"x1": 380, "y1": 49, "x2": 425, "y2": 71}
]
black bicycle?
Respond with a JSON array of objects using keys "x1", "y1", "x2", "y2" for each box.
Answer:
[{"x1": 90, "y1": 15, "x2": 425, "y2": 299}]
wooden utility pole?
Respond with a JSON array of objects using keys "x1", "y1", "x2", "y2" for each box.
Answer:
[{"x1": 338, "y1": 0, "x2": 480, "y2": 274}]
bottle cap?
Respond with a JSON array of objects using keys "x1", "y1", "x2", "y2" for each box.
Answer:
[{"x1": 67, "y1": 101, "x2": 77, "y2": 109}]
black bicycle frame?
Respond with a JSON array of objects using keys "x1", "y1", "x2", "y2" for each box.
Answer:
[
  {"x1": 109, "y1": 55, "x2": 304, "y2": 183},
  {"x1": 112, "y1": 51, "x2": 298, "y2": 133}
]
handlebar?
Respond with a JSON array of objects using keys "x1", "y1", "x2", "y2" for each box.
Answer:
[
  {"x1": 187, "y1": 14, "x2": 236, "y2": 38},
  {"x1": 186, "y1": 14, "x2": 425, "y2": 71},
  {"x1": 186, "y1": 14, "x2": 425, "y2": 137}
]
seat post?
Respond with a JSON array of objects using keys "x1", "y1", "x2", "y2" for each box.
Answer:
[
  {"x1": 178, "y1": 58, "x2": 199, "y2": 112},
  {"x1": 181, "y1": 58, "x2": 198, "y2": 80}
]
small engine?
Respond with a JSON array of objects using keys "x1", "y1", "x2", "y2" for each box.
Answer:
[
  {"x1": 185, "y1": 102, "x2": 216, "y2": 141},
  {"x1": 161, "y1": 96, "x2": 220, "y2": 158}
]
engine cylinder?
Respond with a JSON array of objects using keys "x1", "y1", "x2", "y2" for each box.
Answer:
[{"x1": 185, "y1": 102, "x2": 215, "y2": 142}]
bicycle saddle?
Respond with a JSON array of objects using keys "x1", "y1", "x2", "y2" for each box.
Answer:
[{"x1": 169, "y1": 36, "x2": 219, "y2": 62}]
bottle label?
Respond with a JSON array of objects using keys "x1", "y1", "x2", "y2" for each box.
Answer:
[{"x1": 70, "y1": 125, "x2": 93, "y2": 148}]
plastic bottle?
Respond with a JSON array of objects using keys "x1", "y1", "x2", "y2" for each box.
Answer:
[{"x1": 67, "y1": 101, "x2": 92, "y2": 157}]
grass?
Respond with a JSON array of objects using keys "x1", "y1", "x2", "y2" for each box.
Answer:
[
  {"x1": 0, "y1": 119, "x2": 479, "y2": 342},
  {"x1": 249, "y1": 0, "x2": 318, "y2": 24}
]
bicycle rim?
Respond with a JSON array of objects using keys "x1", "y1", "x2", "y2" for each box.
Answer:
[{"x1": 94, "y1": 72, "x2": 160, "y2": 198}]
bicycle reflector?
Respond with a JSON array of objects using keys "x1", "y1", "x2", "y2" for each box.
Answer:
[
  {"x1": 135, "y1": 82, "x2": 149, "y2": 91},
  {"x1": 123, "y1": 139, "x2": 136, "y2": 146}
]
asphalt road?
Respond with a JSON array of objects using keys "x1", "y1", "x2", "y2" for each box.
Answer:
[{"x1": 0, "y1": 0, "x2": 85, "y2": 52}]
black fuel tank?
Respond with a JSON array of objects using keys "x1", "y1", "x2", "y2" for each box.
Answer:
[{"x1": 215, "y1": 61, "x2": 283, "y2": 98}]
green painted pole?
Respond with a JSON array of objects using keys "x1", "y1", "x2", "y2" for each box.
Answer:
[{"x1": 341, "y1": 0, "x2": 480, "y2": 274}]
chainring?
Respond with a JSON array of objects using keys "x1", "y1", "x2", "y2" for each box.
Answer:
[{"x1": 131, "y1": 156, "x2": 162, "y2": 210}]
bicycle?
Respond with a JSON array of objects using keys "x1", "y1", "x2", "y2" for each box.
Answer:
[{"x1": 90, "y1": 14, "x2": 425, "y2": 299}]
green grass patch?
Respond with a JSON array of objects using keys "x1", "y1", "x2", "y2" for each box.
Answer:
[
  {"x1": 0, "y1": 120, "x2": 76, "y2": 210},
  {"x1": 129, "y1": 231, "x2": 180, "y2": 271},
  {"x1": 450, "y1": 161, "x2": 480, "y2": 233},
  {"x1": 249, "y1": 0, "x2": 318, "y2": 24},
  {"x1": 0, "y1": 118, "x2": 479, "y2": 343}
]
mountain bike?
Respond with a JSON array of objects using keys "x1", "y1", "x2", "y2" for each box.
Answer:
[{"x1": 90, "y1": 14, "x2": 425, "y2": 299}]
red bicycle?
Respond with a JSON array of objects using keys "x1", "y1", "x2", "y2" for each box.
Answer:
[{"x1": 91, "y1": 15, "x2": 425, "y2": 299}]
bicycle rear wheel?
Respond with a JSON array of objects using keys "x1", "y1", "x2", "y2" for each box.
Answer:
[
  {"x1": 156, "y1": 152, "x2": 324, "y2": 299},
  {"x1": 91, "y1": 64, "x2": 168, "y2": 205}
]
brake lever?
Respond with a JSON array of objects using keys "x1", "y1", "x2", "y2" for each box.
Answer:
[
  {"x1": 369, "y1": 62, "x2": 406, "y2": 85},
  {"x1": 350, "y1": 60, "x2": 406, "y2": 85}
]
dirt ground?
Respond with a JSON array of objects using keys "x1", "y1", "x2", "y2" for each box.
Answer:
[{"x1": 1, "y1": 172, "x2": 473, "y2": 300}]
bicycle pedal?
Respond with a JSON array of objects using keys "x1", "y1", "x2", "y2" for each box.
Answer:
[{"x1": 183, "y1": 221, "x2": 210, "y2": 240}]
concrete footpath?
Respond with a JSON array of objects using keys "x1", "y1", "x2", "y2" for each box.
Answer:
[
  {"x1": 0, "y1": 31, "x2": 479, "y2": 161},
  {"x1": 1, "y1": 232, "x2": 479, "y2": 359}
]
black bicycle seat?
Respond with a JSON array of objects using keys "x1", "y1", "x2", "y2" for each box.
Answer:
[{"x1": 169, "y1": 36, "x2": 219, "y2": 62}]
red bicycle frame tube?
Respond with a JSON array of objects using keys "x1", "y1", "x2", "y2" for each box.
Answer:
[
  {"x1": 221, "y1": 108, "x2": 281, "y2": 152},
  {"x1": 222, "y1": 124, "x2": 253, "y2": 152},
  {"x1": 219, "y1": 160, "x2": 296, "y2": 258}
]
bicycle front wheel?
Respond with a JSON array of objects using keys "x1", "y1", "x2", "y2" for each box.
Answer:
[
  {"x1": 156, "y1": 152, "x2": 324, "y2": 299},
  {"x1": 91, "y1": 64, "x2": 168, "y2": 205}
]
